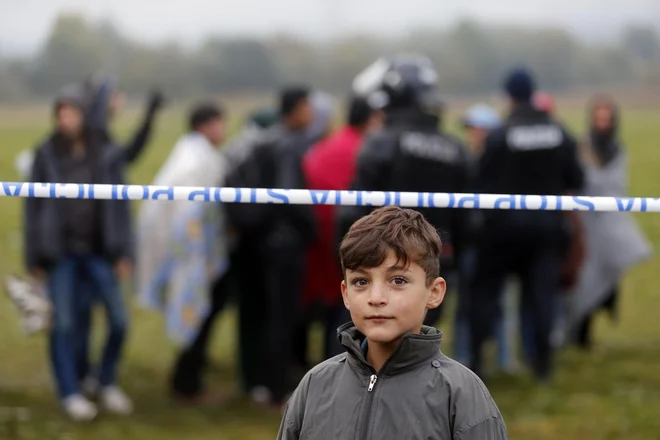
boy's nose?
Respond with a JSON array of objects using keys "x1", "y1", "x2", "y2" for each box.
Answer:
[{"x1": 367, "y1": 283, "x2": 388, "y2": 306}]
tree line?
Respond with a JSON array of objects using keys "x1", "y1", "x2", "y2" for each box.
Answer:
[{"x1": 0, "y1": 14, "x2": 659, "y2": 102}]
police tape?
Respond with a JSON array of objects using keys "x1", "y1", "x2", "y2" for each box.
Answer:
[{"x1": 0, "y1": 181, "x2": 657, "y2": 212}]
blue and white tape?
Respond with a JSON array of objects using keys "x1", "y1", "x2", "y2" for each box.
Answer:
[{"x1": 1, "y1": 182, "x2": 658, "y2": 212}]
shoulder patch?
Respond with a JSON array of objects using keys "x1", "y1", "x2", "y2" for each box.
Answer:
[
  {"x1": 507, "y1": 124, "x2": 563, "y2": 151},
  {"x1": 400, "y1": 132, "x2": 461, "y2": 163}
]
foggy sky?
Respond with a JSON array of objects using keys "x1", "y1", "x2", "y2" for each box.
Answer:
[{"x1": 1, "y1": 0, "x2": 659, "y2": 56}]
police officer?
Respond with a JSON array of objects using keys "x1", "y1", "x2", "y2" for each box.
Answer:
[
  {"x1": 337, "y1": 55, "x2": 471, "y2": 325},
  {"x1": 468, "y1": 67, "x2": 584, "y2": 381}
]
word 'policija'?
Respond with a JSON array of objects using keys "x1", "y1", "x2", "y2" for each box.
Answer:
[{"x1": 2, "y1": 182, "x2": 659, "y2": 212}]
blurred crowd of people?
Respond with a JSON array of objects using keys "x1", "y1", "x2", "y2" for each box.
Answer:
[{"x1": 4, "y1": 55, "x2": 652, "y2": 422}]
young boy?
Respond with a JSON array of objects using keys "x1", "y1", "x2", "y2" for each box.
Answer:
[{"x1": 277, "y1": 206, "x2": 508, "y2": 440}]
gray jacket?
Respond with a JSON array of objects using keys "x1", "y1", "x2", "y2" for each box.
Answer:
[{"x1": 277, "y1": 323, "x2": 508, "y2": 440}]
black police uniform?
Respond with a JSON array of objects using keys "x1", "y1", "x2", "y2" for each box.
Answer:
[
  {"x1": 337, "y1": 57, "x2": 471, "y2": 326},
  {"x1": 469, "y1": 103, "x2": 584, "y2": 380},
  {"x1": 225, "y1": 123, "x2": 316, "y2": 404}
]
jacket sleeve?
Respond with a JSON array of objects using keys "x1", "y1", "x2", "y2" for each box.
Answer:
[
  {"x1": 477, "y1": 129, "x2": 506, "y2": 193},
  {"x1": 276, "y1": 371, "x2": 312, "y2": 440},
  {"x1": 120, "y1": 104, "x2": 157, "y2": 164},
  {"x1": 455, "y1": 416, "x2": 509, "y2": 440},
  {"x1": 24, "y1": 148, "x2": 46, "y2": 270}
]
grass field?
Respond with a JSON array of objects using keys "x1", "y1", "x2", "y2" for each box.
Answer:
[{"x1": 0, "y1": 98, "x2": 659, "y2": 440}]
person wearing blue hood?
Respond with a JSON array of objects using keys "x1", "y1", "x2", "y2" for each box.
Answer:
[
  {"x1": 74, "y1": 74, "x2": 165, "y2": 396},
  {"x1": 468, "y1": 67, "x2": 584, "y2": 382}
]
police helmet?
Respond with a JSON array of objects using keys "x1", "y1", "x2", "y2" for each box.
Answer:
[{"x1": 352, "y1": 54, "x2": 443, "y2": 114}]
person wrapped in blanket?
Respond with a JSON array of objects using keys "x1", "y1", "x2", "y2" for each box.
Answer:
[
  {"x1": 555, "y1": 94, "x2": 652, "y2": 348},
  {"x1": 136, "y1": 103, "x2": 230, "y2": 404}
]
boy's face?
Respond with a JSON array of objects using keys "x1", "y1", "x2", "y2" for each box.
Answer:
[{"x1": 341, "y1": 249, "x2": 446, "y2": 345}]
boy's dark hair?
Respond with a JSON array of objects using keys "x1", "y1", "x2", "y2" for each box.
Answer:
[
  {"x1": 189, "y1": 102, "x2": 224, "y2": 131},
  {"x1": 340, "y1": 206, "x2": 442, "y2": 286},
  {"x1": 347, "y1": 96, "x2": 374, "y2": 128},
  {"x1": 280, "y1": 86, "x2": 310, "y2": 117}
]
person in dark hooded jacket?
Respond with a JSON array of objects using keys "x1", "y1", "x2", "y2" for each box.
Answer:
[{"x1": 25, "y1": 84, "x2": 133, "y2": 421}]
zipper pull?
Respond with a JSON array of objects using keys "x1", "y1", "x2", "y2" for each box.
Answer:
[{"x1": 367, "y1": 374, "x2": 378, "y2": 392}]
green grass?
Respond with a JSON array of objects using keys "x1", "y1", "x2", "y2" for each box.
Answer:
[{"x1": 1, "y1": 100, "x2": 659, "y2": 439}]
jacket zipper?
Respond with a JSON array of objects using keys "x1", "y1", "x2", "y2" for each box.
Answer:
[
  {"x1": 357, "y1": 374, "x2": 378, "y2": 440},
  {"x1": 351, "y1": 338, "x2": 405, "y2": 440},
  {"x1": 367, "y1": 374, "x2": 377, "y2": 391}
]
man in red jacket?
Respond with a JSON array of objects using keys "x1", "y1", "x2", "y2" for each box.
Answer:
[{"x1": 295, "y1": 96, "x2": 383, "y2": 368}]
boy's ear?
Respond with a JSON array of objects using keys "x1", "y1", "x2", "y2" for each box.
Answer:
[
  {"x1": 341, "y1": 280, "x2": 350, "y2": 310},
  {"x1": 426, "y1": 277, "x2": 446, "y2": 310}
]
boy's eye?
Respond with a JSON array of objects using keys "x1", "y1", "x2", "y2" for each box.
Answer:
[
  {"x1": 351, "y1": 278, "x2": 369, "y2": 287},
  {"x1": 391, "y1": 276, "x2": 408, "y2": 286}
]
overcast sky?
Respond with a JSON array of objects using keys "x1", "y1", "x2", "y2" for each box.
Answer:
[{"x1": 1, "y1": 0, "x2": 659, "y2": 55}]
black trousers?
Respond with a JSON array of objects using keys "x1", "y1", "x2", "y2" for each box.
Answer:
[
  {"x1": 234, "y1": 241, "x2": 268, "y2": 395},
  {"x1": 170, "y1": 272, "x2": 233, "y2": 398},
  {"x1": 259, "y1": 237, "x2": 306, "y2": 404},
  {"x1": 469, "y1": 226, "x2": 563, "y2": 381},
  {"x1": 576, "y1": 285, "x2": 619, "y2": 349}
]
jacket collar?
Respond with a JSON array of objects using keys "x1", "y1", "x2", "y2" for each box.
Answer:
[
  {"x1": 507, "y1": 103, "x2": 550, "y2": 123},
  {"x1": 385, "y1": 108, "x2": 440, "y2": 132},
  {"x1": 337, "y1": 322, "x2": 443, "y2": 376}
]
